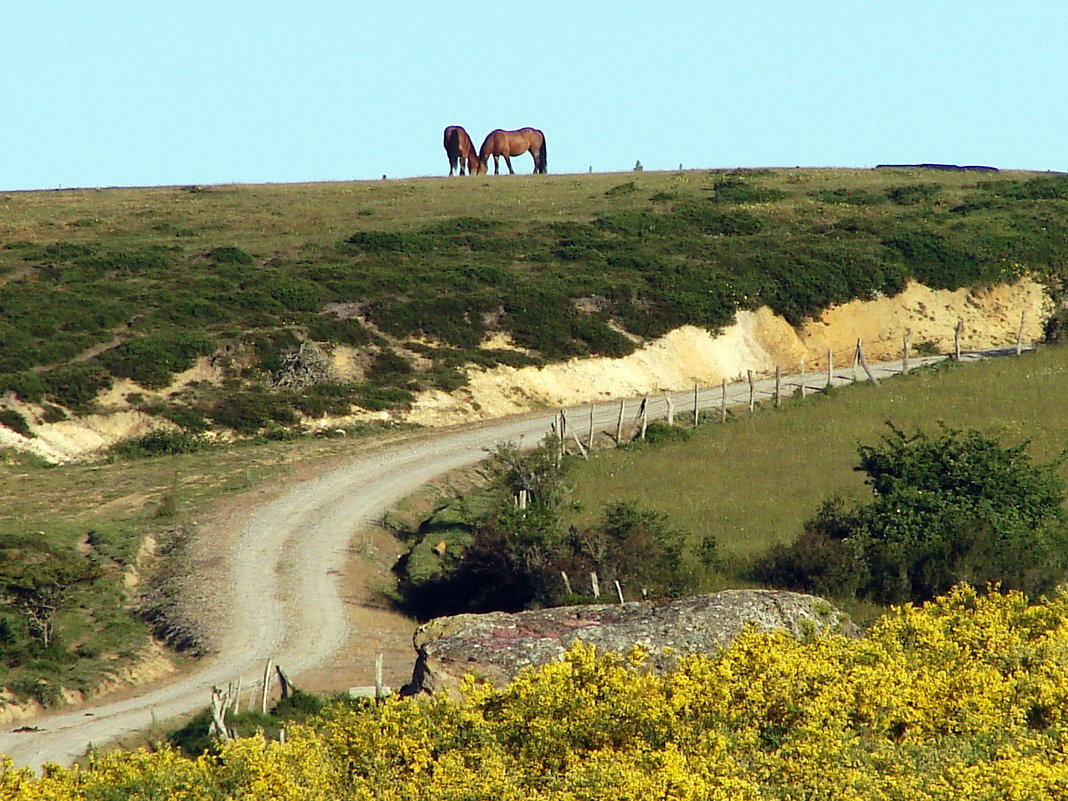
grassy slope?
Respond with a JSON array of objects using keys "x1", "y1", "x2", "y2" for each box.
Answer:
[
  {"x1": 3, "y1": 166, "x2": 1068, "y2": 703},
  {"x1": 2, "y1": 167, "x2": 1067, "y2": 427}
]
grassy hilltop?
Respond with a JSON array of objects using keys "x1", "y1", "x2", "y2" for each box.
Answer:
[{"x1": 2, "y1": 167, "x2": 1067, "y2": 440}]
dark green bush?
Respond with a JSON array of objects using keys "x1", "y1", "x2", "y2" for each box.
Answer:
[
  {"x1": 367, "y1": 349, "x2": 414, "y2": 385},
  {"x1": 353, "y1": 384, "x2": 413, "y2": 411},
  {"x1": 207, "y1": 390, "x2": 298, "y2": 434},
  {"x1": 0, "y1": 372, "x2": 46, "y2": 404},
  {"x1": 305, "y1": 315, "x2": 375, "y2": 346},
  {"x1": 676, "y1": 203, "x2": 764, "y2": 236},
  {"x1": 886, "y1": 183, "x2": 940, "y2": 205},
  {"x1": 753, "y1": 425, "x2": 1068, "y2": 605},
  {"x1": 708, "y1": 177, "x2": 787, "y2": 204},
  {"x1": 40, "y1": 362, "x2": 113, "y2": 411},
  {"x1": 0, "y1": 409, "x2": 33, "y2": 438},
  {"x1": 262, "y1": 277, "x2": 324, "y2": 311},
  {"x1": 345, "y1": 230, "x2": 433, "y2": 254},
  {"x1": 206, "y1": 246, "x2": 254, "y2": 265},
  {"x1": 101, "y1": 332, "x2": 214, "y2": 389},
  {"x1": 112, "y1": 429, "x2": 209, "y2": 458},
  {"x1": 882, "y1": 230, "x2": 982, "y2": 289},
  {"x1": 248, "y1": 329, "x2": 302, "y2": 374}
]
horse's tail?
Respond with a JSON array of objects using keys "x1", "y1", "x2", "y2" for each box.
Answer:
[{"x1": 539, "y1": 133, "x2": 548, "y2": 173}]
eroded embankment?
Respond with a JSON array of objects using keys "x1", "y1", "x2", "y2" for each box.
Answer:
[
  {"x1": 0, "y1": 278, "x2": 1051, "y2": 462},
  {"x1": 407, "y1": 279, "x2": 1051, "y2": 426}
]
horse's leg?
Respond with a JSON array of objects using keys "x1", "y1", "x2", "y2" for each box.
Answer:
[
  {"x1": 505, "y1": 155, "x2": 514, "y2": 175},
  {"x1": 493, "y1": 155, "x2": 500, "y2": 175}
]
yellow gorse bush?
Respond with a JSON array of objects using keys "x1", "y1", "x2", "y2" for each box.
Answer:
[{"x1": 7, "y1": 584, "x2": 1068, "y2": 799}]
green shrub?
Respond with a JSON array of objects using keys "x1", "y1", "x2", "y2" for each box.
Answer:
[
  {"x1": 345, "y1": 230, "x2": 433, "y2": 253},
  {"x1": 753, "y1": 424, "x2": 1068, "y2": 605},
  {"x1": 101, "y1": 332, "x2": 214, "y2": 389},
  {"x1": 0, "y1": 409, "x2": 33, "y2": 437},
  {"x1": 812, "y1": 188, "x2": 886, "y2": 206},
  {"x1": 41, "y1": 362, "x2": 113, "y2": 411},
  {"x1": 0, "y1": 372, "x2": 46, "y2": 403},
  {"x1": 882, "y1": 230, "x2": 982, "y2": 289},
  {"x1": 305, "y1": 315, "x2": 375, "y2": 346},
  {"x1": 708, "y1": 176, "x2": 787, "y2": 204},
  {"x1": 206, "y1": 246, "x2": 254, "y2": 265},
  {"x1": 207, "y1": 390, "x2": 298, "y2": 434},
  {"x1": 262, "y1": 277, "x2": 324, "y2": 311},
  {"x1": 112, "y1": 429, "x2": 209, "y2": 458},
  {"x1": 886, "y1": 183, "x2": 940, "y2": 205}
]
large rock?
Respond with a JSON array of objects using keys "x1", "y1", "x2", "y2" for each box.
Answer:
[{"x1": 404, "y1": 589, "x2": 859, "y2": 695}]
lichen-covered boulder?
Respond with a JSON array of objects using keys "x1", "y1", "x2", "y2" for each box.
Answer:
[{"x1": 403, "y1": 589, "x2": 859, "y2": 695}]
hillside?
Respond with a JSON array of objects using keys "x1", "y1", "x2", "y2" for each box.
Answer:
[{"x1": 1, "y1": 167, "x2": 1067, "y2": 461}]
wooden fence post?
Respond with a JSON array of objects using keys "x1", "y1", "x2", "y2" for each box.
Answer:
[
  {"x1": 954, "y1": 319, "x2": 964, "y2": 361},
  {"x1": 693, "y1": 384, "x2": 700, "y2": 428},
  {"x1": 638, "y1": 397, "x2": 648, "y2": 440},
  {"x1": 827, "y1": 349, "x2": 833, "y2": 389},
  {"x1": 902, "y1": 328, "x2": 911, "y2": 375},
  {"x1": 588, "y1": 404, "x2": 595, "y2": 451},
  {"x1": 561, "y1": 571, "x2": 572, "y2": 595},
  {"x1": 747, "y1": 370, "x2": 755, "y2": 412},
  {"x1": 664, "y1": 392, "x2": 675, "y2": 426},
  {"x1": 614, "y1": 580, "x2": 625, "y2": 604},
  {"x1": 1016, "y1": 311, "x2": 1025, "y2": 356},
  {"x1": 261, "y1": 659, "x2": 273, "y2": 715},
  {"x1": 852, "y1": 340, "x2": 861, "y2": 382},
  {"x1": 590, "y1": 572, "x2": 601, "y2": 598},
  {"x1": 616, "y1": 400, "x2": 625, "y2": 444},
  {"x1": 720, "y1": 379, "x2": 727, "y2": 423},
  {"x1": 856, "y1": 340, "x2": 881, "y2": 387},
  {"x1": 774, "y1": 366, "x2": 782, "y2": 408},
  {"x1": 800, "y1": 357, "x2": 807, "y2": 398},
  {"x1": 375, "y1": 654, "x2": 384, "y2": 701}
]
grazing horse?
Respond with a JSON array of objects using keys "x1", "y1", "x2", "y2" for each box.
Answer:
[
  {"x1": 478, "y1": 127, "x2": 547, "y2": 175},
  {"x1": 443, "y1": 126, "x2": 483, "y2": 176}
]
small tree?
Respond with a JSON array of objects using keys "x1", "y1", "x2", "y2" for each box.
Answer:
[
  {"x1": 755, "y1": 424, "x2": 1068, "y2": 605},
  {"x1": 0, "y1": 535, "x2": 102, "y2": 650}
]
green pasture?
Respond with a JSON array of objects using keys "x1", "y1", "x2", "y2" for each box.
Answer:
[{"x1": 564, "y1": 345, "x2": 1068, "y2": 575}]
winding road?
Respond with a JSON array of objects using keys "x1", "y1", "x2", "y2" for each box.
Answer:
[{"x1": 0, "y1": 354, "x2": 950, "y2": 770}]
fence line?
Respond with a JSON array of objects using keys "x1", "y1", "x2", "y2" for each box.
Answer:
[{"x1": 556, "y1": 319, "x2": 1035, "y2": 450}]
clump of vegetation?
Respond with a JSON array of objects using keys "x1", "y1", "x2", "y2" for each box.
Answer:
[
  {"x1": 111, "y1": 429, "x2": 210, "y2": 458},
  {"x1": 0, "y1": 409, "x2": 33, "y2": 438},
  {"x1": 751, "y1": 424, "x2": 1068, "y2": 604},
  {"x1": 392, "y1": 437, "x2": 715, "y2": 619}
]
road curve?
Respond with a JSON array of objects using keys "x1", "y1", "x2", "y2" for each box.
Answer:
[{"x1": 0, "y1": 355, "x2": 948, "y2": 770}]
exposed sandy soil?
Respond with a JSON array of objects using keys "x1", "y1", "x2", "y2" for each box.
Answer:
[{"x1": 408, "y1": 279, "x2": 1050, "y2": 425}]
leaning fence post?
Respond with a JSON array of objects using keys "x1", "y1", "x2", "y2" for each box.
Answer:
[
  {"x1": 664, "y1": 392, "x2": 675, "y2": 426},
  {"x1": 747, "y1": 370, "x2": 755, "y2": 412},
  {"x1": 616, "y1": 400, "x2": 625, "y2": 444},
  {"x1": 588, "y1": 404, "x2": 595, "y2": 451},
  {"x1": 800, "y1": 357, "x2": 807, "y2": 398},
  {"x1": 903, "y1": 328, "x2": 911, "y2": 374},
  {"x1": 1016, "y1": 311, "x2": 1025, "y2": 356},
  {"x1": 774, "y1": 366, "x2": 782, "y2": 408},
  {"x1": 590, "y1": 571, "x2": 601, "y2": 598},
  {"x1": 856, "y1": 340, "x2": 881, "y2": 387},
  {"x1": 954, "y1": 319, "x2": 964, "y2": 361},
  {"x1": 261, "y1": 659, "x2": 273, "y2": 715}
]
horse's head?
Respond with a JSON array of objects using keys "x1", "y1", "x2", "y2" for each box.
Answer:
[{"x1": 470, "y1": 156, "x2": 487, "y2": 176}]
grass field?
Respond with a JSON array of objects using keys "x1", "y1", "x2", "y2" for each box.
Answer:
[{"x1": 563, "y1": 345, "x2": 1068, "y2": 584}]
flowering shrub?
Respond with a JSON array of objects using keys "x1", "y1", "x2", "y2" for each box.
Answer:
[{"x1": 7, "y1": 585, "x2": 1068, "y2": 798}]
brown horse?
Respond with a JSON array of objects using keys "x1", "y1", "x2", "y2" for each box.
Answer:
[
  {"x1": 478, "y1": 127, "x2": 547, "y2": 174},
  {"x1": 443, "y1": 126, "x2": 484, "y2": 176}
]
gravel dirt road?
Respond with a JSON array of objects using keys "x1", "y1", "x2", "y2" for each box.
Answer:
[{"x1": 0, "y1": 356, "x2": 947, "y2": 770}]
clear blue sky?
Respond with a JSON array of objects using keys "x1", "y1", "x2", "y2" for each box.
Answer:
[{"x1": 3, "y1": 1, "x2": 1064, "y2": 191}]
